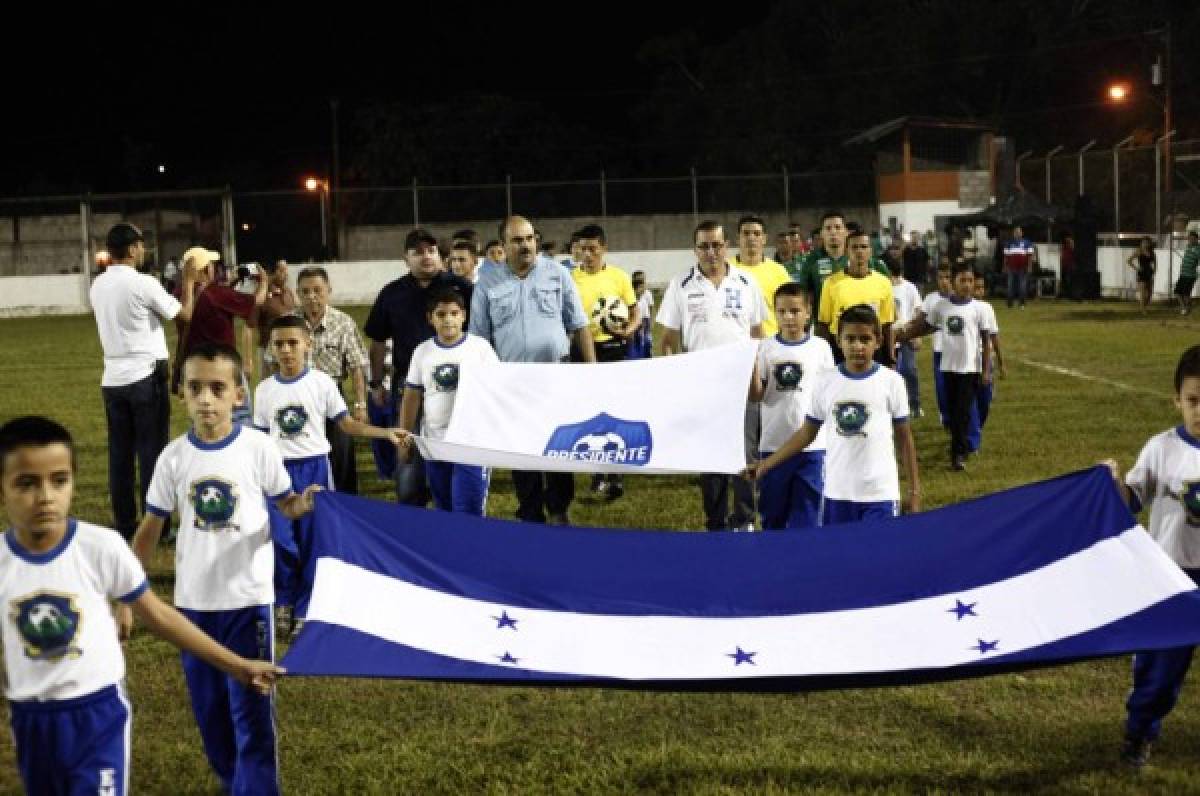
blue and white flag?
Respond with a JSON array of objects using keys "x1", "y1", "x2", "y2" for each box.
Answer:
[
  {"x1": 282, "y1": 467, "x2": 1200, "y2": 690},
  {"x1": 414, "y1": 340, "x2": 757, "y2": 474}
]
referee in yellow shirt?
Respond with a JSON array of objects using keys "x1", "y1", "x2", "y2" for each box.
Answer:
[{"x1": 817, "y1": 229, "x2": 896, "y2": 365}]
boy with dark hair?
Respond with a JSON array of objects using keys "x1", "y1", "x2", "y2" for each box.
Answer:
[
  {"x1": 1175, "y1": 230, "x2": 1199, "y2": 316},
  {"x1": 256, "y1": 316, "x2": 406, "y2": 631},
  {"x1": 627, "y1": 270, "x2": 654, "y2": 360},
  {"x1": 746, "y1": 304, "x2": 918, "y2": 525},
  {"x1": 400, "y1": 289, "x2": 498, "y2": 514},
  {"x1": 131, "y1": 343, "x2": 318, "y2": 795},
  {"x1": 898, "y1": 264, "x2": 994, "y2": 471},
  {"x1": 0, "y1": 415, "x2": 282, "y2": 795},
  {"x1": 1104, "y1": 344, "x2": 1200, "y2": 767},
  {"x1": 748, "y1": 283, "x2": 835, "y2": 529}
]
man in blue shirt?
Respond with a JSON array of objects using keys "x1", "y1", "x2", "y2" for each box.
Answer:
[
  {"x1": 365, "y1": 228, "x2": 473, "y2": 505},
  {"x1": 470, "y1": 215, "x2": 596, "y2": 524}
]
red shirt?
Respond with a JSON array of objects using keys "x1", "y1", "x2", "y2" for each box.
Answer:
[{"x1": 179, "y1": 284, "x2": 257, "y2": 353}]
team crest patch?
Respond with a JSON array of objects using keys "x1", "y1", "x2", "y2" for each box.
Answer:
[
  {"x1": 832, "y1": 401, "x2": 870, "y2": 437},
  {"x1": 774, "y1": 362, "x2": 803, "y2": 391},
  {"x1": 543, "y1": 412, "x2": 654, "y2": 466},
  {"x1": 189, "y1": 477, "x2": 241, "y2": 531},
  {"x1": 11, "y1": 591, "x2": 82, "y2": 661},
  {"x1": 433, "y1": 363, "x2": 460, "y2": 391},
  {"x1": 1183, "y1": 480, "x2": 1200, "y2": 527},
  {"x1": 275, "y1": 405, "x2": 309, "y2": 438},
  {"x1": 946, "y1": 315, "x2": 965, "y2": 335}
]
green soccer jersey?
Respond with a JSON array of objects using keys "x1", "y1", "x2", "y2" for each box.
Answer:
[
  {"x1": 1181, "y1": 244, "x2": 1200, "y2": 280},
  {"x1": 782, "y1": 254, "x2": 806, "y2": 281}
]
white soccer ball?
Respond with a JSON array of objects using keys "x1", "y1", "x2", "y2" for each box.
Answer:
[
  {"x1": 28, "y1": 603, "x2": 63, "y2": 629},
  {"x1": 573, "y1": 432, "x2": 626, "y2": 455},
  {"x1": 590, "y1": 295, "x2": 630, "y2": 335}
]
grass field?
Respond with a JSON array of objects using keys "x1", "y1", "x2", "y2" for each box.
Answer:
[{"x1": 0, "y1": 299, "x2": 1198, "y2": 794}]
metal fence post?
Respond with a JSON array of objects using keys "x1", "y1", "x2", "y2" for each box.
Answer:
[
  {"x1": 1113, "y1": 135, "x2": 1134, "y2": 239},
  {"x1": 221, "y1": 189, "x2": 238, "y2": 268},
  {"x1": 79, "y1": 197, "x2": 91, "y2": 306},
  {"x1": 412, "y1": 178, "x2": 420, "y2": 227},
  {"x1": 1077, "y1": 140, "x2": 1096, "y2": 196},
  {"x1": 690, "y1": 167, "x2": 699, "y2": 224},
  {"x1": 505, "y1": 175, "x2": 513, "y2": 217},
  {"x1": 1044, "y1": 146, "x2": 1063, "y2": 203},
  {"x1": 782, "y1": 166, "x2": 790, "y2": 218},
  {"x1": 600, "y1": 170, "x2": 607, "y2": 219}
]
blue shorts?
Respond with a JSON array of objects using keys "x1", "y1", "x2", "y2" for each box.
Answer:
[
  {"x1": 425, "y1": 460, "x2": 490, "y2": 515},
  {"x1": 757, "y1": 450, "x2": 824, "y2": 530},
  {"x1": 270, "y1": 454, "x2": 332, "y2": 614},
  {"x1": 820, "y1": 497, "x2": 899, "y2": 527},
  {"x1": 10, "y1": 683, "x2": 131, "y2": 795},
  {"x1": 180, "y1": 605, "x2": 279, "y2": 796}
]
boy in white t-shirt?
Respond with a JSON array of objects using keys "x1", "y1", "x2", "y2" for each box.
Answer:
[
  {"x1": 132, "y1": 344, "x2": 318, "y2": 796},
  {"x1": 891, "y1": 261, "x2": 923, "y2": 417},
  {"x1": 916, "y1": 262, "x2": 953, "y2": 425},
  {"x1": 747, "y1": 304, "x2": 919, "y2": 526},
  {"x1": 748, "y1": 283, "x2": 835, "y2": 529},
  {"x1": 254, "y1": 315, "x2": 405, "y2": 628},
  {"x1": 1103, "y1": 345, "x2": 1200, "y2": 767},
  {"x1": 967, "y1": 278, "x2": 1006, "y2": 453},
  {"x1": 1, "y1": 415, "x2": 281, "y2": 795},
  {"x1": 898, "y1": 264, "x2": 993, "y2": 471},
  {"x1": 400, "y1": 290, "x2": 498, "y2": 515},
  {"x1": 627, "y1": 270, "x2": 654, "y2": 360}
]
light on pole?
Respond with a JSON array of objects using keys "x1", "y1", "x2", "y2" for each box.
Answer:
[{"x1": 303, "y1": 176, "x2": 330, "y2": 258}]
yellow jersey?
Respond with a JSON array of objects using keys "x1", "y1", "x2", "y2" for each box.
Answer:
[
  {"x1": 572, "y1": 264, "x2": 637, "y2": 342},
  {"x1": 818, "y1": 271, "x2": 896, "y2": 334},
  {"x1": 731, "y1": 257, "x2": 792, "y2": 336}
]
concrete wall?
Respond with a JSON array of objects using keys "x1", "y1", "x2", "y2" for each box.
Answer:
[
  {"x1": 878, "y1": 200, "x2": 986, "y2": 237},
  {"x1": 343, "y1": 208, "x2": 878, "y2": 259}
]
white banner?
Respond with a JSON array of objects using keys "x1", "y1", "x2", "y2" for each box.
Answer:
[{"x1": 413, "y1": 340, "x2": 758, "y2": 474}]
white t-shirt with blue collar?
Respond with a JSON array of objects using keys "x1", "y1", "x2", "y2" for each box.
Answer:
[
  {"x1": 806, "y1": 363, "x2": 909, "y2": 503},
  {"x1": 253, "y1": 367, "x2": 348, "y2": 460},
  {"x1": 0, "y1": 520, "x2": 147, "y2": 701},
  {"x1": 147, "y1": 425, "x2": 291, "y2": 610},
  {"x1": 405, "y1": 333, "x2": 498, "y2": 440},
  {"x1": 756, "y1": 333, "x2": 835, "y2": 453}
]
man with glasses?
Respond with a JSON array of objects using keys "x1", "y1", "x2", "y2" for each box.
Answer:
[{"x1": 658, "y1": 220, "x2": 767, "y2": 531}]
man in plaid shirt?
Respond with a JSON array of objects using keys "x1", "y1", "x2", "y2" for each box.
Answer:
[{"x1": 294, "y1": 266, "x2": 370, "y2": 494}]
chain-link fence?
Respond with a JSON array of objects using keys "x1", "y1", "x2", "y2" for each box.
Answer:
[{"x1": 1017, "y1": 138, "x2": 1199, "y2": 236}]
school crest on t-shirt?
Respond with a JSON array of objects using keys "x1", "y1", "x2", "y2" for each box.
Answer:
[
  {"x1": 1182, "y1": 480, "x2": 1200, "y2": 527},
  {"x1": 189, "y1": 477, "x2": 241, "y2": 532},
  {"x1": 946, "y1": 315, "x2": 965, "y2": 335},
  {"x1": 433, "y1": 363, "x2": 460, "y2": 392},
  {"x1": 275, "y1": 405, "x2": 309, "y2": 439},
  {"x1": 11, "y1": 591, "x2": 82, "y2": 661},
  {"x1": 832, "y1": 401, "x2": 870, "y2": 437},
  {"x1": 774, "y1": 362, "x2": 803, "y2": 391}
]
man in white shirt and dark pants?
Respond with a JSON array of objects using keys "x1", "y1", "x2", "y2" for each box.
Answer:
[
  {"x1": 658, "y1": 220, "x2": 767, "y2": 530},
  {"x1": 90, "y1": 222, "x2": 197, "y2": 539}
]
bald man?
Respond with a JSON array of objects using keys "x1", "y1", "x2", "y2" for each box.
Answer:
[{"x1": 469, "y1": 215, "x2": 595, "y2": 524}]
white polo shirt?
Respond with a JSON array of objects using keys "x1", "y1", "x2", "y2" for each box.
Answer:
[
  {"x1": 656, "y1": 264, "x2": 766, "y2": 352},
  {"x1": 90, "y1": 264, "x2": 181, "y2": 387}
]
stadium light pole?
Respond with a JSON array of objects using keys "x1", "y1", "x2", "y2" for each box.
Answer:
[
  {"x1": 304, "y1": 177, "x2": 330, "y2": 258},
  {"x1": 1077, "y1": 140, "x2": 1096, "y2": 196}
]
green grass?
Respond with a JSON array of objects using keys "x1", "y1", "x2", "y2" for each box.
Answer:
[{"x1": 1, "y1": 299, "x2": 1199, "y2": 794}]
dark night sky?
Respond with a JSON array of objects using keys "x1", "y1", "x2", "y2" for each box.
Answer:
[{"x1": 1, "y1": 3, "x2": 765, "y2": 195}]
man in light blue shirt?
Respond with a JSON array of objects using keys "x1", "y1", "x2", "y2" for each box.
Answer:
[{"x1": 470, "y1": 215, "x2": 596, "y2": 524}]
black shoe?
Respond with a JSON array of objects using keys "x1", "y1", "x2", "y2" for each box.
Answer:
[
  {"x1": 547, "y1": 512, "x2": 570, "y2": 526},
  {"x1": 1120, "y1": 736, "x2": 1151, "y2": 768},
  {"x1": 607, "y1": 477, "x2": 624, "y2": 501},
  {"x1": 951, "y1": 455, "x2": 967, "y2": 471},
  {"x1": 589, "y1": 474, "x2": 605, "y2": 494}
]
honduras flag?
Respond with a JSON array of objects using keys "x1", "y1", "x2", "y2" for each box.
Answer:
[{"x1": 282, "y1": 467, "x2": 1200, "y2": 689}]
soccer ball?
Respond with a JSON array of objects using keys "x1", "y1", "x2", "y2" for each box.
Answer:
[
  {"x1": 573, "y1": 432, "x2": 626, "y2": 456},
  {"x1": 591, "y1": 295, "x2": 630, "y2": 335}
]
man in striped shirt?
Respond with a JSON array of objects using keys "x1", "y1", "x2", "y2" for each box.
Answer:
[{"x1": 295, "y1": 266, "x2": 370, "y2": 494}]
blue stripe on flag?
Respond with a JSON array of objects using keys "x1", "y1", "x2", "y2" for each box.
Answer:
[{"x1": 303, "y1": 467, "x2": 1136, "y2": 618}]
